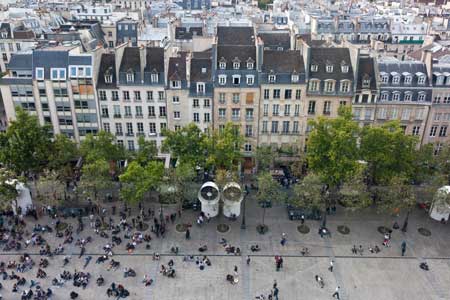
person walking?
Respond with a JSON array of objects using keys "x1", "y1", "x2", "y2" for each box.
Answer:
[
  {"x1": 332, "y1": 286, "x2": 340, "y2": 299},
  {"x1": 233, "y1": 265, "x2": 238, "y2": 276},
  {"x1": 401, "y1": 241, "x2": 406, "y2": 256},
  {"x1": 185, "y1": 229, "x2": 190, "y2": 240},
  {"x1": 280, "y1": 233, "x2": 287, "y2": 246},
  {"x1": 301, "y1": 214, "x2": 305, "y2": 225},
  {"x1": 328, "y1": 260, "x2": 334, "y2": 272},
  {"x1": 273, "y1": 286, "x2": 279, "y2": 300},
  {"x1": 246, "y1": 256, "x2": 251, "y2": 265},
  {"x1": 315, "y1": 275, "x2": 324, "y2": 288}
]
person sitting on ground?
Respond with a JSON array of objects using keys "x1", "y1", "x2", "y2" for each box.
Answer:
[
  {"x1": 351, "y1": 245, "x2": 357, "y2": 254},
  {"x1": 250, "y1": 245, "x2": 260, "y2": 252},
  {"x1": 358, "y1": 245, "x2": 364, "y2": 256}
]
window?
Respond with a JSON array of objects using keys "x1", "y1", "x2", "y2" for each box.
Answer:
[
  {"x1": 197, "y1": 83, "x2": 205, "y2": 93},
  {"x1": 218, "y1": 75, "x2": 226, "y2": 85},
  {"x1": 293, "y1": 121, "x2": 299, "y2": 133},
  {"x1": 412, "y1": 126, "x2": 420, "y2": 136},
  {"x1": 404, "y1": 76, "x2": 412, "y2": 84},
  {"x1": 219, "y1": 108, "x2": 226, "y2": 118},
  {"x1": 247, "y1": 62, "x2": 254, "y2": 69},
  {"x1": 353, "y1": 108, "x2": 361, "y2": 120},
  {"x1": 204, "y1": 99, "x2": 210, "y2": 107},
  {"x1": 137, "y1": 122, "x2": 144, "y2": 133},
  {"x1": 193, "y1": 99, "x2": 199, "y2": 107},
  {"x1": 378, "y1": 108, "x2": 387, "y2": 119},
  {"x1": 147, "y1": 91, "x2": 153, "y2": 101},
  {"x1": 158, "y1": 91, "x2": 164, "y2": 100},
  {"x1": 244, "y1": 143, "x2": 252, "y2": 152},
  {"x1": 99, "y1": 91, "x2": 107, "y2": 101},
  {"x1": 128, "y1": 140, "x2": 135, "y2": 151},
  {"x1": 437, "y1": 76, "x2": 445, "y2": 85},
  {"x1": 134, "y1": 91, "x2": 141, "y2": 101},
  {"x1": 70, "y1": 66, "x2": 77, "y2": 78},
  {"x1": 125, "y1": 106, "x2": 132, "y2": 117},
  {"x1": 262, "y1": 121, "x2": 268, "y2": 133},
  {"x1": 295, "y1": 89, "x2": 301, "y2": 100},
  {"x1": 281, "y1": 121, "x2": 289, "y2": 134},
  {"x1": 325, "y1": 81, "x2": 334, "y2": 92},
  {"x1": 291, "y1": 75, "x2": 299, "y2": 82},
  {"x1": 311, "y1": 64, "x2": 318, "y2": 72},
  {"x1": 232, "y1": 108, "x2": 240, "y2": 119},
  {"x1": 418, "y1": 75, "x2": 426, "y2": 85},
  {"x1": 380, "y1": 93, "x2": 388, "y2": 101},
  {"x1": 246, "y1": 75, "x2": 254, "y2": 85},
  {"x1": 284, "y1": 105, "x2": 290, "y2": 116},
  {"x1": 268, "y1": 75, "x2": 276, "y2": 83},
  {"x1": 263, "y1": 104, "x2": 268, "y2": 116},
  {"x1": 418, "y1": 93, "x2": 426, "y2": 101},
  {"x1": 309, "y1": 80, "x2": 319, "y2": 92},
  {"x1": 439, "y1": 126, "x2": 448, "y2": 137},
  {"x1": 126, "y1": 122, "x2": 133, "y2": 135},
  {"x1": 308, "y1": 101, "x2": 316, "y2": 114},
  {"x1": 341, "y1": 65, "x2": 349, "y2": 73},
  {"x1": 323, "y1": 101, "x2": 331, "y2": 115},
  {"x1": 135, "y1": 106, "x2": 143, "y2": 117},
  {"x1": 174, "y1": 111, "x2": 181, "y2": 119},
  {"x1": 148, "y1": 106, "x2": 155, "y2": 117},
  {"x1": 392, "y1": 76, "x2": 400, "y2": 84},
  {"x1": 219, "y1": 62, "x2": 226, "y2": 69},
  {"x1": 117, "y1": 140, "x2": 124, "y2": 147},
  {"x1": 264, "y1": 89, "x2": 270, "y2": 99},
  {"x1": 362, "y1": 78, "x2": 371, "y2": 88},
  {"x1": 391, "y1": 108, "x2": 398, "y2": 119},
  {"x1": 126, "y1": 72, "x2": 134, "y2": 83},
  {"x1": 232, "y1": 75, "x2": 241, "y2": 85},
  {"x1": 245, "y1": 125, "x2": 253, "y2": 137},
  {"x1": 204, "y1": 113, "x2": 210, "y2": 122},
  {"x1": 294, "y1": 104, "x2": 300, "y2": 117},
  {"x1": 219, "y1": 93, "x2": 226, "y2": 103},
  {"x1": 392, "y1": 93, "x2": 400, "y2": 101},
  {"x1": 151, "y1": 73, "x2": 158, "y2": 83},
  {"x1": 272, "y1": 104, "x2": 279, "y2": 116},
  {"x1": 149, "y1": 123, "x2": 156, "y2": 134},
  {"x1": 172, "y1": 96, "x2": 180, "y2": 104},
  {"x1": 171, "y1": 80, "x2": 180, "y2": 88},
  {"x1": 415, "y1": 108, "x2": 424, "y2": 120},
  {"x1": 246, "y1": 108, "x2": 254, "y2": 120},
  {"x1": 101, "y1": 105, "x2": 109, "y2": 117},
  {"x1": 326, "y1": 65, "x2": 333, "y2": 73},
  {"x1": 110, "y1": 91, "x2": 118, "y2": 101},
  {"x1": 115, "y1": 123, "x2": 123, "y2": 135},
  {"x1": 401, "y1": 109, "x2": 411, "y2": 120},
  {"x1": 404, "y1": 93, "x2": 412, "y2": 101},
  {"x1": 271, "y1": 121, "x2": 279, "y2": 133},
  {"x1": 285, "y1": 89, "x2": 292, "y2": 99},
  {"x1": 381, "y1": 75, "x2": 389, "y2": 84},
  {"x1": 175, "y1": 125, "x2": 181, "y2": 131},
  {"x1": 430, "y1": 125, "x2": 438, "y2": 137},
  {"x1": 340, "y1": 81, "x2": 350, "y2": 93},
  {"x1": 113, "y1": 105, "x2": 121, "y2": 118},
  {"x1": 273, "y1": 89, "x2": 280, "y2": 99},
  {"x1": 103, "y1": 123, "x2": 110, "y2": 132},
  {"x1": 233, "y1": 62, "x2": 240, "y2": 69},
  {"x1": 159, "y1": 106, "x2": 167, "y2": 117},
  {"x1": 50, "y1": 68, "x2": 66, "y2": 81},
  {"x1": 123, "y1": 91, "x2": 130, "y2": 101},
  {"x1": 232, "y1": 93, "x2": 240, "y2": 103}
]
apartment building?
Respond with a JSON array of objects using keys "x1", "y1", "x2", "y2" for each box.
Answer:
[
  {"x1": 96, "y1": 46, "x2": 168, "y2": 159},
  {"x1": 0, "y1": 23, "x2": 37, "y2": 73},
  {"x1": 0, "y1": 45, "x2": 99, "y2": 142},
  {"x1": 212, "y1": 26, "x2": 260, "y2": 170},
  {"x1": 353, "y1": 55, "x2": 378, "y2": 126},
  {"x1": 258, "y1": 49, "x2": 307, "y2": 151}
]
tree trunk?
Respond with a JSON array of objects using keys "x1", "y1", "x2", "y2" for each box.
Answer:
[{"x1": 262, "y1": 206, "x2": 266, "y2": 227}]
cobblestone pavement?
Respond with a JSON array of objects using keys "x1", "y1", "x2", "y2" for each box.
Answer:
[{"x1": 1, "y1": 192, "x2": 450, "y2": 300}]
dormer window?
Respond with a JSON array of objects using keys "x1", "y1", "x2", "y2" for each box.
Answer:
[
  {"x1": 1, "y1": 31, "x2": 7, "y2": 38},
  {"x1": 381, "y1": 75, "x2": 389, "y2": 83},
  {"x1": 35, "y1": 68, "x2": 44, "y2": 80},
  {"x1": 233, "y1": 62, "x2": 240, "y2": 70},
  {"x1": 247, "y1": 62, "x2": 254, "y2": 69},
  {"x1": 151, "y1": 73, "x2": 158, "y2": 83},
  {"x1": 291, "y1": 74, "x2": 299, "y2": 82},
  {"x1": 311, "y1": 64, "x2": 318, "y2": 72},
  {"x1": 197, "y1": 82, "x2": 205, "y2": 94},
  {"x1": 268, "y1": 75, "x2": 276, "y2": 83},
  {"x1": 362, "y1": 77, "x2": 370, "y2": 88},
  {"x1": 341, "y1": 63, "x2": 349, "y2": 73},
  {"x1": 232, "y1": 75, "x2": 241, "y2": 85},
  {"x1": 436, "y1": 75, "x2": 445, "y2": 85},
  {"x1": 126, "y1": 71, "x2": 134, "y2": 83},
  {"x1": 404, "y1": 75, "x2": 412, "y2": 84},
  {"x1": 171, "y1": 80, "x2": 180, "y2": 88},
  {"x1": 218, "y1": 75, "x2": 226, "y2": 85},
  {"x1": 219, "y1": 61, "x2": 226, "y2": 69},
  {"x1": 418, "y1": 75, "x2": 426, "y2": 85},
  {"x1": 326, "y1": 64, "x2": 333, "y2": 73},
  {"x1": 392, "y1": 75, "x2": 400, "y2": 84},
  {"x1": 105, "y1": 74, "x2": 112, "y2": 83}
]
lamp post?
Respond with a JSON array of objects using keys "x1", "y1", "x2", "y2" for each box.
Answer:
[{"x1": 241, "y1": 179, "x2": 249, "y2": 230}]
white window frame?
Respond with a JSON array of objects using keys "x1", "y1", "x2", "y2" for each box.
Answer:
[
  {"x1": 218, "y1": 75, "x2": 226, "y2": 85},
  {"x1": 311, "y1": 64, "x2": 318, "y2": 72},
  {"x1": 70, "y1": 66, "x2": 77, "y2": 78},
  {"x1": 268, "y1": 75, "x2": 276, "y2": 83},
  {"x1": 404, "y1": 92, "x2": 412, "y2": 101},
  {"x1": 291, "y1": 75, "x2": 299, "y2": 83},
  {"x1": 418, "y1": 75, "x2": 426, "y2": 85},
  {"x1": 197, "y1": 82, "x2": 205, "y2": 94},
  {"x1": 219, "y1": 62, "x2": 226, "y2": 69},
  {"x1": 105, "y1": 74, "x2": 112, "y2": 83},
  {"x1": 232, "y1": 75, "x2": 241, "y2": 85},
  {"x1": 392, "y1": 92, "x2": 400, "y2": 101},
  {"x1": 381, "y1": 75, "x2": 389, "y2": 84},
  {"x1": 171, "y1": 80, "x2": 180, "y2": 89},
  {"x1": 35, "y1": 67, "x2": 44, "y2": 80},
  {"x1": 246, "y1": 75, "x2": 254, "y2": 85},
  {"x1": 247, "y1": 62, "x2": 254, "y2": 70},
  {"x1": 404, "y1": 75, "x2": 412, "y2": 84},
  {"x1": 392, "y1": 75, "x2": 400, "y2": 84},
  {"x1": 233, "y1": 62, "x2": 240, "y2": 70},
  {"x1": 380, "y1": 92, "x2": 388, "y2": 101},
  {"x1": 126, "y1": 72, "x2": 134, "y2": 83},
  {"x1": 50, "y1": 68, "x2": 66, "y2": 81},
  {"x1": 418, "y1": 92, "x2": 426, "y2": 101},
  {"x1": 340, "y1": 80, "x2": 350, "y2": 93},
  {"x1": 326, "y1": 65, "x2": 333, "y2": 73},
  {"x1": 341, "y1": 65, "x2": 349, "y2": 73}
]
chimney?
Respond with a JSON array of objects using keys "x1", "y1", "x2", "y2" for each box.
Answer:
[
  {"x1": 140, "y1": 44, "x2": 146, "y2": 84},
  {"x1": 421, "y1": 49, "x2": 433, "y2": 79},
  {"x1": 186, "y1": 52, "x2": 192, "y2": 88}
]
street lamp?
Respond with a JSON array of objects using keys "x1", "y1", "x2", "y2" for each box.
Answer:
[{"x1": 241, "y1": 185, "x2": 249, "y2": 229}]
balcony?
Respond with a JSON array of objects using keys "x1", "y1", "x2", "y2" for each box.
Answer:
[
  {"x1": 115, "y1": 132, "x2": 123, "y2": 136},
  {"x1": 231, "y1": 116, "x2": 240, "y2": 121},
  {"x1": 101, "y1": 114, "x2": 109, "y2": 118},
  {"x1": 126, "y1": 132, "x2": 134, "y2": 137},
  {"x1": 113, "y1": 114, "x2": 122, "y2": 118}
]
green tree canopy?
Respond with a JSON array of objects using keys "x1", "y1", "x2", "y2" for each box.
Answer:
[
  {"x1": 307, "y1": 107, "x2": 360, "y2": 187},
  {"x1": 360, "y1": 121, "x2": 417, "y2": 185},
  {"x1": 256, "y1": 171, "x2": 284, "y2": 228},
  {"x1": 0, "y1": 107, "x2": 52, "y2": 175},
  {"x1": 0, "y1": 167, "x2": 19, "y2": 210},
  {"x1": 132, "y1": 136, "x2": 158, "y2": 166},
  {"x1": 375, "y1": 176, "x2": 416, "y2": 215},
  {"x1": 292, "y1": 173, "x2": 325, "y2": 212},
  {"x1": 339, "y1": 166, "x2": 371, "y2": 212},
  {"x1": 162, "y1": 123, "x2": 207, "y2": 167},
  {"x1": 78, "y1": 159, "x2": 112, "y2": 203},
  {"x1": 48, "y1": 134, "x2": 79, "y2": 171},
  {"x1": 206, "y1": 122, "x2": 243, "y2": 171},
  {"x1": 255, "y1": 145, "x2": 276, "y2": 172},
  {"x1": 119, "y1": 160, "x2": 164, "y2": 204},
  {"x1": 80, "y1": 131, "x2": 125, "y2": 163}
]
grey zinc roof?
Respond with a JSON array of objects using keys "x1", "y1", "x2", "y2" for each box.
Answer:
[
  {"x1": 168, "y1": 55, "x2": 186, "y2": 81},
  {"x1": 7, "y1": 53, "x2": 32, "y2": 70},
  {"x1": 119, "y1": 47, "x2": 140, "y2": 72},
  {"x1": 258, "y1": 32, "x2": 290, "y2": 50},
  {"x1": 0, "y1": 23, "x2": 12, "y2": 39},
  {"x1": 145, "y1": 47, "x2": 164, "y2": 72},
  {"x1": 97, "y1": 53, "x2": 116, "y2": 89},
  {"x1": 356, "y1": 57, "x2": 377, "y2": 90},
  {"x1": 309, "y1": 48, "x2": 354, "y2": 81},
  {"x1": 217, "y1": 26, "x2": 254, "y2": 46},
  {"x1": 378, "y1": 60, "x2": 429, "y2": 86},
  {"x1": 217, "y1": 45, "x2": 256, "y2": 70},
  {"x1": 262, "y1": 50, "x2": 304, "y2": 74},
  {"x1": 69, "y1": 55, "x2": 92, "y2": 66},
  {"x1": 190, "y1": 58, "x2": 211, "y2": 82}
]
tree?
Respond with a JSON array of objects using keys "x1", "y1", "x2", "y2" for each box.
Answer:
[
  {"x1": 80, "y1": 131, "x2": 125, "y2": 163},
  {"x1": 78, "y1": 159, "x2": 112, "y2": 205},
  {"x1": 339, "y1": 166, "x2": 371, "y2": 212},
  {"x1": 0, "y1": 167, "x2": 18, "y2": 210},
  {"x1": 119, "y1": 161, "x2": 164, "y2": 205},
  {"x1": 255, "y1": 145, "x2": 275, "y2": 172},
  {"x1": 48, "y1": 134, "x2": 79, "y2": 171},
  {"x1": 291, "y1": 173, "x2": 325, "y2": 214},
  {"x1": 411, "y1": 143, "x2": 438, "y2": 185},
  {"x1": 36, "y1": 170, "x2": 64, "y2": 205},
  {"x1": 160, "y1": 162, "x2": 196, "y2": 207},
  {"x1": 215, "y1": 168, "x2": 238, "y2": 189},
  {"x1": 307, "y1": 107, "x2": 360, "y2": 189},
  {"x1": 162, "y1": 123, "x2": 207, "y2": 167},
  {"x1": 0, "y1": 107, "x2": 52, "y2": 176},
  {"x1": 206, "y1": 122, "x2": 244, "y2": 171},
  {"x1": 360, "y1": 121, "x2": 417, "y2": 185},
  {"x1": 256, "y1": 171, "x2": 283, "y2": 233},
  {"x1": 133, "y1": 136, "x2": 157, "y2": 166},
  {"x1": 435, "y1": 143, "x2": 450, "y2": 183}
]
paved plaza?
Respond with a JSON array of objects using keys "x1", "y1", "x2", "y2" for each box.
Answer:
[{"x1": 1, "y1": 193, "x2": 450, "y2": 300}]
